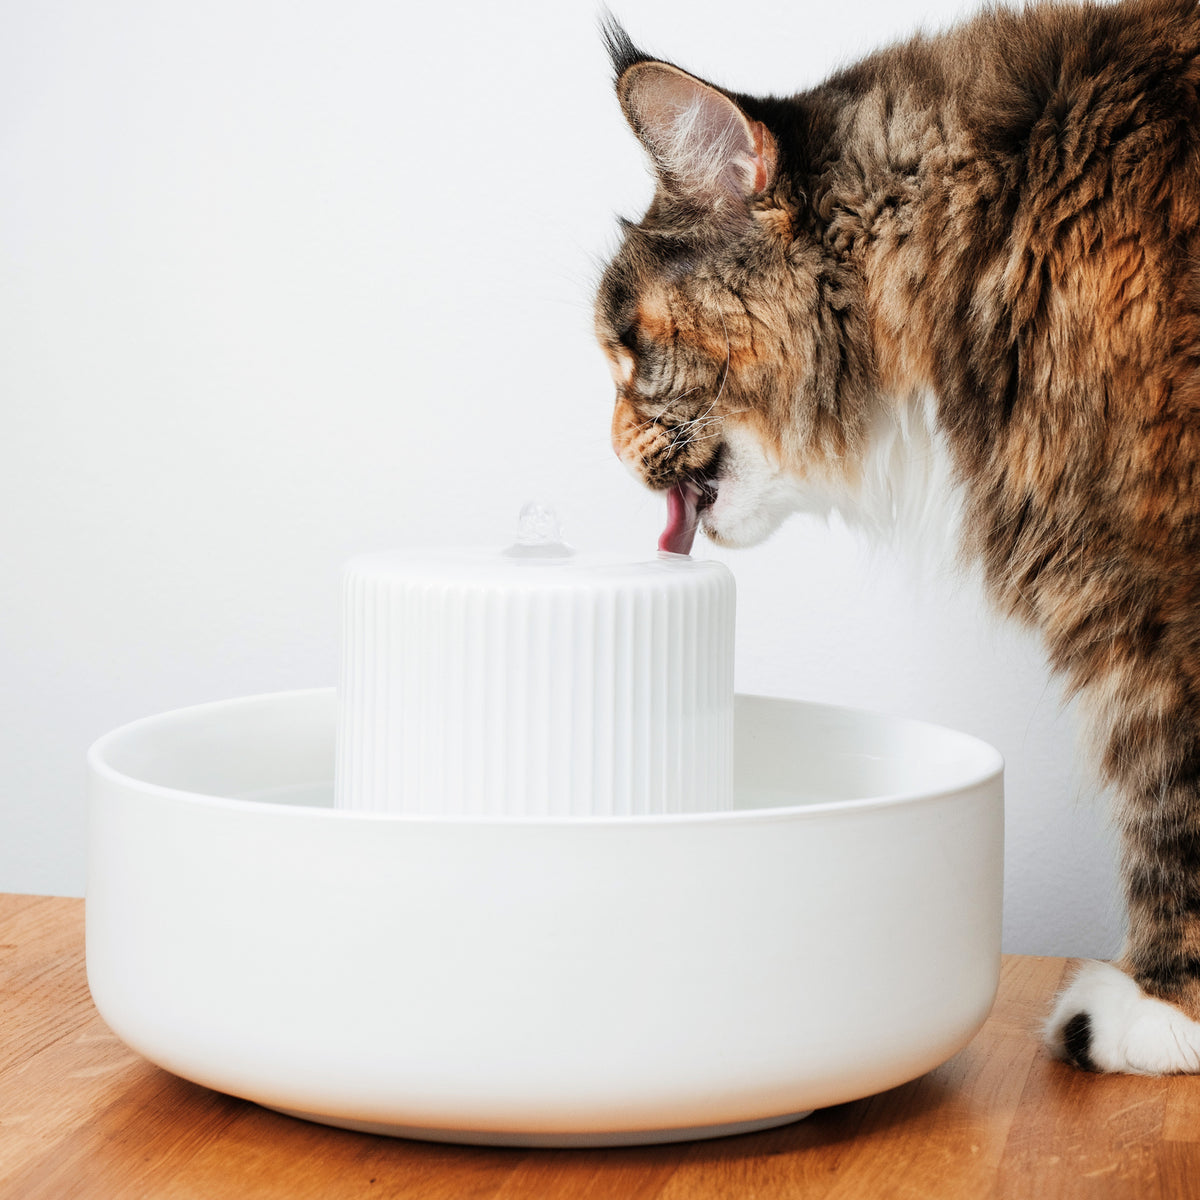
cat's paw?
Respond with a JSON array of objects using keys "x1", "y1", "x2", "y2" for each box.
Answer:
[{"x1": 1045, "y1": 959, "x2": 1200, "y2": 1074}]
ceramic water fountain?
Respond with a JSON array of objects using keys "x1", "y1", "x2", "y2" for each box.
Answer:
[{"x1": 85, "y1": 506, "x2": 1004, "y2": 1147}]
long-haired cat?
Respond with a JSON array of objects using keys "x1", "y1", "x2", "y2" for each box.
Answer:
[{"x1": 596, "y1": 0, "x2": 1200, "y2": 1074}]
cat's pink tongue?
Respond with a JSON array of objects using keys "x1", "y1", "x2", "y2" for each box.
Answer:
[{"x1": 658, "y1": 482, "x2": 702, "y2": 556}]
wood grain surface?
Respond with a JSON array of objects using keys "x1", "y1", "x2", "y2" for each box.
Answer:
[{"x1": 2, "y1": 894, "x2": 1199, "y2": 1198}]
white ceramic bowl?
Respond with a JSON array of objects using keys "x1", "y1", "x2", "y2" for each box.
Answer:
[{"x1": 86, "y1": 689, "x2": 1003, "y2": 1147}]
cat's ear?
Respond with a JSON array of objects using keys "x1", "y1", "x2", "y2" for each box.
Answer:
[{"x1": 616, "y1": 60, "x2": 778, "y2": 208}]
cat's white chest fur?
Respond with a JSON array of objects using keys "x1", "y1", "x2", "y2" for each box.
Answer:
[{"x1": 705, "y1": 390, "x2": 966, "y2": 562}]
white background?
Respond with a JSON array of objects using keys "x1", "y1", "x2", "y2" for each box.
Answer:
[{"x1": 1, "y1": 0, "x2": 1121, "y2": 956}]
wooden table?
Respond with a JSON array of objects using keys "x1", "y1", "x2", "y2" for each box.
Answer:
[{"x1": 3, "y1": 893, "x2": 1199, "y2": 1199}]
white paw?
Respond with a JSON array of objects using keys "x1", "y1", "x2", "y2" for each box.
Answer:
[{"x1": 1045, "y1": 959, "x2": 1200, "y2": 1074}]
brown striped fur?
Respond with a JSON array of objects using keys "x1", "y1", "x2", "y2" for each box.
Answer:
[{"x1": 596, "y1": 0, "x2": 1200, "y2": 1065}]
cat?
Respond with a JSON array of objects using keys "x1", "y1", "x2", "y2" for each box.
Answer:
[{"x1": 595, "y1": 0, "x2": 1200, "y2": 1075}]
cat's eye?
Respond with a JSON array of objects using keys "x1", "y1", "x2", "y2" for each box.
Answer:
[{"x1": 617, "y1": 323, "x2": 639, "y2": 355}]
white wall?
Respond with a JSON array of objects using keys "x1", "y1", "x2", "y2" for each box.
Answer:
[{"x1": 1, "y1": 0, "x2": 1121, "y2": 957}]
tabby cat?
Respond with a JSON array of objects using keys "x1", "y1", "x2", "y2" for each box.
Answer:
[{"x1": 595, "y1": 0, "x2": 1200, "y2": 1074}]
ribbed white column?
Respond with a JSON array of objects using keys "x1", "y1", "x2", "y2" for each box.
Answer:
[{"x1": 334, "y1": 547, "x2": 735, "y2": 816}]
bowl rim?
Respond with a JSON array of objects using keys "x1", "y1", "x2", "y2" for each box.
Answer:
[{"x1": 87, "y1": 687, "x2": 1004, "y2": 828}]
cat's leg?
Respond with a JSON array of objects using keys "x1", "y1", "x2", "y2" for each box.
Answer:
[{"x1": 1044, "y1": 693, "x2": 1200, "y2": 1073}]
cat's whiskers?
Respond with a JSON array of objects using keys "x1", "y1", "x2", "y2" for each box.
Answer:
[
  {"x1": 627, "y1": 385, "x2": 706, "y2": 436},
  {"x1": 665, "y1": 407, "x2": 725, "y2": 455},
  {"x1": 664, "y1": 403, "x2": 722, "y2": 452},
  {"x1": 660, "y1": 314, "x2": 736, "y2": 461},
  {"x1": 677, "y1": 427, "x2": 732, "y2": 446}
]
